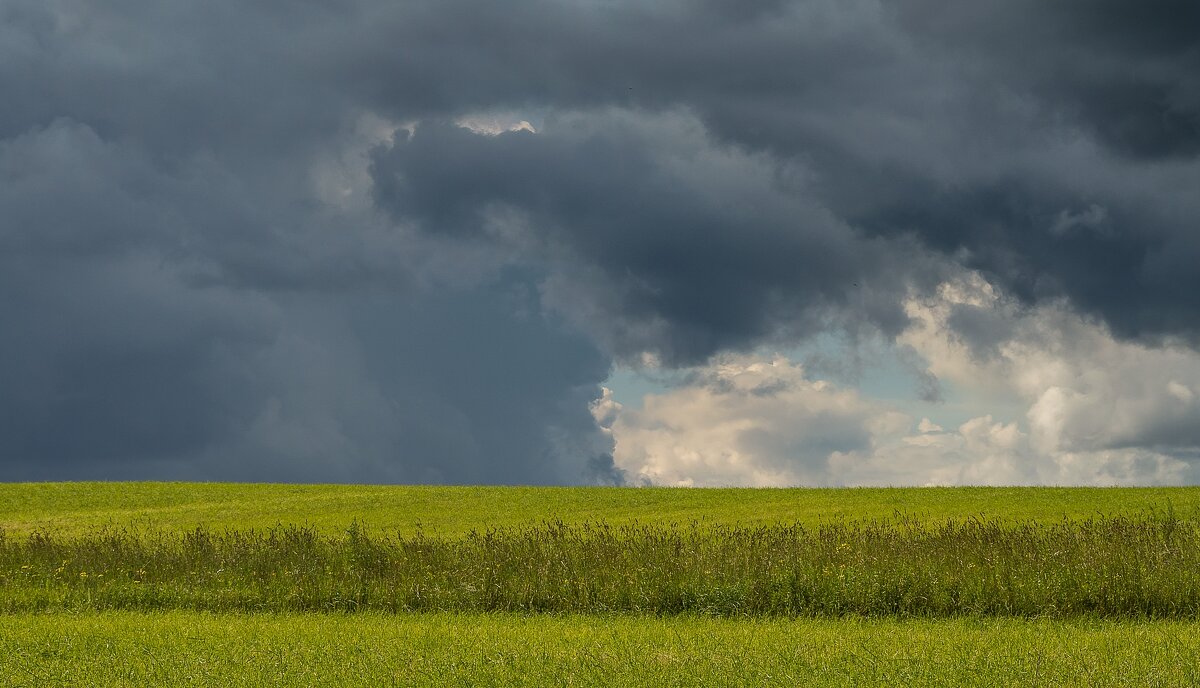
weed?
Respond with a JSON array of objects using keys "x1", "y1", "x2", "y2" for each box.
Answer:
[{"x1": 2, "y1": 516, "x2": 1198, "y2": 617}]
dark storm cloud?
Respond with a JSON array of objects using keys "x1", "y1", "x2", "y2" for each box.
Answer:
[
  {"x1": 0, "y1": 36, "x2": 616, "y2": 483},
  {"x1": 345, "y1": 0, "x2": 1200, "y2": 349},
  {"x1": 2, "y1": 0, "x2": 1198, "y2": 481},
  {"x1": 370, "y1": 114, "x2": 925, "y2": 364},
  {"x1": 894, "y1": 0, "x2": 1200, "y2": 160}
]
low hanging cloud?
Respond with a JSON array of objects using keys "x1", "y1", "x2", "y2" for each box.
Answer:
[
  {"x1": 370, "y1": 111, "x2": 931, "y2": 365},
  {"x1": 600, "y1": 355, "x2": 1191, "y2": 488},
  {"x1": 603, "y1": 272, "x2": 1200, "y2": 487},
  {"x1": 0, "y1": 119, "x2": 616, "y2": 484},
  {"x1": 2, "y1": 0, "x2": 1199, "y2": 483},
  {"x1": 597, "y1": 354, "x2": 1050, "y2": 487},
  {"x1": 901, "y1": 273, "x2": 1200, "y2": 478},
  {"x1": 595, "y1": 356, "x2": 895, "y2": 486}
]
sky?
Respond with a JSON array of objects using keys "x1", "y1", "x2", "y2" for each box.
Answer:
[{"x1": 2, "y1": 0, "x2": 1199, "y2": 486}]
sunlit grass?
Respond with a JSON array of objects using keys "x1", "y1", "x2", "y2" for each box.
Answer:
[
  {"x1": 3, "y1": 611, "x2": 1198, "y2": 687},
  {"x1": 6, "y1": 483, "x2": 1200, "y2": 685},
  {"x1": 3, "y1": 482, "x2": 1200, "y2": 537}
]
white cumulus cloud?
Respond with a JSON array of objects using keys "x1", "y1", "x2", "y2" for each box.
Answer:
[{"x1": 603, "y1": 271, "x2": 1200, "y2": 486}]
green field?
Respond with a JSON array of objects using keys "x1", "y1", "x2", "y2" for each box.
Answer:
[
  {"x1": 6, "y1": 483, "x2": 1200, "y2": 685},
  {"x1": 4, "y1": 612, "x2": 1199, "y2": 687},
  {"x1": 3, "y1": 482, "x2": 1199, "y2": 537},
  {"x1": 4, "y1": 517, "x2": 1199, "y2": 617}
]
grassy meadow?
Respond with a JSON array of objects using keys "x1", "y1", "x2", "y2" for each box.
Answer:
[
  {"x1": 3, "y1": 482, "x2": 1200, "y2": 537},
  {"x1": 4, "y1": 516, "x2": 1200, "y2": 617},
  {"x1": 4, "y1": 612, "x2": 1199, "y2": 687},
  {"x1": 6, "y1": 483, "x2": 1200, "y2": 685}
]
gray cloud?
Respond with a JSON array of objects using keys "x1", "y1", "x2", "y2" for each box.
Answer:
[
  {"x1": 346, "y1": 0, "x2": 1200, "y2": 349},
  {"x1": 2, "y1": 0, "x2": 1198, "y2": 482},
  {"x1": 371, "y1": 112, "x2": 927, "y2": 364},
  {"x1": 0, "y1": 119, "x2": 613, "y2": 484},
  {"x1": 894, "y1": 0, "x2": 1200, "y2": 160}
]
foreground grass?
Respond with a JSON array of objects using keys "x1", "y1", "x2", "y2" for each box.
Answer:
[
  {"x1": 6, "y1": 485, "x2": 1200, "y2": 684},
  {"x1": 3, "y1": 611, "x2": 1198, "y2": 687},
  {"x1": 4, "y1": 516, "x2": 1198, "y2": 617},
  {"x1": 3, "y1": 483, "x2": 1200, "y2": 537}
]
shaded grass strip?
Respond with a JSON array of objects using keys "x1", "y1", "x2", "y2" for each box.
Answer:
[{"x1": 3, "y1": 515, "x2": 1198, "y2": 617}]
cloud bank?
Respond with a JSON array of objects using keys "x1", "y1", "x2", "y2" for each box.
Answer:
[
  {"x1": 605, "y1": 273, "x2": 1200, "y2": 487},
  {"x1": 2, "y1": 0, "x2": 1198, "y2": 483}
]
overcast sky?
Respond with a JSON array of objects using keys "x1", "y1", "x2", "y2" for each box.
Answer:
[{"x1": 3, "y1": 0, "x2": 1199, "y2": 485}]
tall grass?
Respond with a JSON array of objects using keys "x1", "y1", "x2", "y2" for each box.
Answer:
[{"x1": 2, "y1": 514, "x2": 1197, "y2": 617}]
